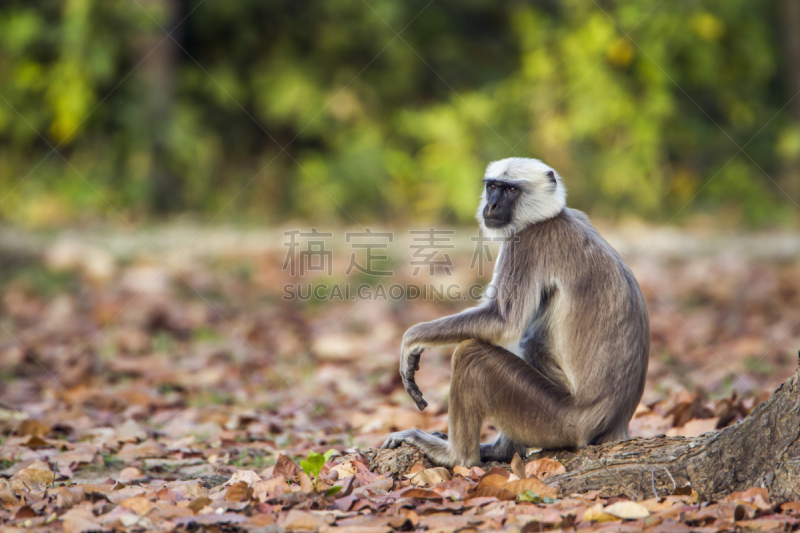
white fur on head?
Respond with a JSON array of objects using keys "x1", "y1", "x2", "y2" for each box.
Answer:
[{"x1": 476, "y1": 157, "x2": 567, "y2": 238}]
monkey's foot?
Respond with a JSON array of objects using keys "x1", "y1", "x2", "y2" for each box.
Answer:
[
  {"x1": 381, "y1": 429, "x2": 426, "y2": 450},
  {"x1": 382, "y1": 429, "x2": 476, "y2": 467},
  {"x1": 480, "y1": 434, "x2": 528, "y2": 463},
  {"x1": 480, "y1": 443, "x2": 514, "y2": 462}
]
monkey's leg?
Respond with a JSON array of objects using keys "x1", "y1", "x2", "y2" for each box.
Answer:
[
  {"x1": 383, "y1": 340, "x2": 488, "y2": 467},
  {"x1": 384, "y1": 340, "x2": 576, "y2": 466},
  {"x1": 453, "y1": 340, "x2": 579, "y2": 456}
]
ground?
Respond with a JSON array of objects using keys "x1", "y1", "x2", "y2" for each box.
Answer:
[{"x1": 1, "y1": 224, "x2": 800, "y2": 531}]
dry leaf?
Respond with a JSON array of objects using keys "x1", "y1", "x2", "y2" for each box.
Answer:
[
  {"x1": 252, "y1": 476, "x2": 288, "y2": 501},
  {"x1": 331, "y1": 461, "x2": 357, "y2": 479},
  {"x1": 14, "y1": 505, "x2": 36, "y2": 519},
  {"x1": 583, "y1": 503, "x2": 619, "y2": 523},
  {"x1": 16, "y1": 419, "x2": 49, "y2": 437},
  {"x1": 24, "y1": 435, "x2": 50, "y2": 449},
  {"x1": 408, "y1": 462, "x2": 425, "y2": 475},
  {"x1": 11, "y1": 460, "x2": 54, "y2": 492},
  {"x1": 283, "y1": 510, "x2": 328, "y2": 531},
  {"x1": 225, "y1": 481, "x2": 253, "y2": 502},
  {"x1": 120, "y1": 495, "x2": 153, "y2": 515},
  {"x1": 117, "y1": 467, "x2": 145, "y2": 483},
  {"x1": 477, "y1": 474, "x2": 511, "y2": 489},
  {"x1": 471, "y1": 485, "x2": 516, "y2": 501},
  {"x1": 298, "y1": 471, "x2": 314, "y2": 493},
  {"x1": 666, "y1": 417, "x2": 719, "y2": 438},
  {"x1": 604, "y1": 500, "x2": 650, "y2": 519},
  {"x1": 62, "y1": 508, "x2": 109, "y2": 533},
  {"x1": 524, "y1": 458, "x2": 566, "y2": 480},
  {"x1": 510, "y1": 453, "x2": 526, "y2": 479},
  {"x1": 226, "y1": 469, "x2": 262, "y2": 487},
  {"x1": 781, "y1": 501, "x2": 800, "y2": 512},
  {"x1": 117, "y1": 439, "x2": 165, "y2": 460},
  {"x1": 274, "y1": 454, "x2": 301, "y2": 478},
  {"x1": 188, "y1": 496, "x2": 212, "y2": 514},
  {"x1": 453, "y1": 465, "x2": 472, "y2": 477},
  {"x1": 410, "y1": 467, "x2": 452, "y2": 486},
  {"x1": 640, "y1": 497, "x2": 680, "y2": 512},
  {"x1": 51, "y1": 447, "x2": 96, "y2": 466},
  {"x1": 403, "y1": 488, "x2": 444, "y2": 501},
  {"x1": 504, "y1": 477, "x2": 558, "y2": 499}
]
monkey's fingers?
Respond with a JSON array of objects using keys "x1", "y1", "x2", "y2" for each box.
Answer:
[{"x1": 403, "y1": 378, "x2": 428, "y2": 410}]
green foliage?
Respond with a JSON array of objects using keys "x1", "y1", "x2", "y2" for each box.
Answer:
[
  {"x1": 300, "y1": 449, "x2": 338, "y2": 493},
  {"x1": 519, "y1": 489, "x2": 556, "y2": 504},
  {"x1": 0, "y1": 1, "x2": 798, "y2": 226}
]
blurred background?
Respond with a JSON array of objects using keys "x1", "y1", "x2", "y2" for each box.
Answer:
[
  {"x1": 1, "y1": 1, "x2": 800, "y2": 465},
  {"x1": 1, "y1": 0, "x2": 800, "y2": 227}
]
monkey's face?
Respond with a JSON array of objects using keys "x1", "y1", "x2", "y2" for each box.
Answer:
[
  {"x1": 482, "y1": 179, "x2": 523, "y2": 228},
  {"x1": 477, "y1": 157, "x2": 567, "y2": 237}
]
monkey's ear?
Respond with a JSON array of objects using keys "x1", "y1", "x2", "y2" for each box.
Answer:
[{"x1": 546, "y1": 170, "x2": 556, "y2": 185}]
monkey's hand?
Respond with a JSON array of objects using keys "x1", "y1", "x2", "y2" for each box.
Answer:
[{"x1": 400, "y1": 344, "x2": 428, "y2": 410}]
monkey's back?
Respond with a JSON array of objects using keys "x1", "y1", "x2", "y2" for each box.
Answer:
[{"x1": 508, "y1": 208, "x2": 650, "y2": 443}]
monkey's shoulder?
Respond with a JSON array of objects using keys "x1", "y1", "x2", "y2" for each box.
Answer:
[{"x1": 517, "y1": 208, "x2": 602, "y2": 250}]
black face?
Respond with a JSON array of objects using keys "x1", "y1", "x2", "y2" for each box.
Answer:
[{"x1": 482, "y1": 179, "x2": 523, "y2": 228}]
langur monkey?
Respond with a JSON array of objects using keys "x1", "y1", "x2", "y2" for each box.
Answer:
[{"x1": 383, "y1": 157, "x2": 650, "y2": 467}]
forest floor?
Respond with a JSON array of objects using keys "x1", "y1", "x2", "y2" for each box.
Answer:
[{"x1": 1, "y1": 223, "x2": 800, "y2": 532}]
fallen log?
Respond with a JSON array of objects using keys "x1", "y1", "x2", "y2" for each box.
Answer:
[{"x1": 369, "y1": 354, "x2": 800, "y2": 501}]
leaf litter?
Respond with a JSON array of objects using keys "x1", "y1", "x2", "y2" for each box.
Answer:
[{"x1": 1, "y1": 229, "x2": 800, "y2": 531}]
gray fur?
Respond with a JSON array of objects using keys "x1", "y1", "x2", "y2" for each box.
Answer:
[{"x1": 383, "y1": 158, "x2": 650, "y2": 467}]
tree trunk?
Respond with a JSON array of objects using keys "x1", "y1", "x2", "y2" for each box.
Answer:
[
  {"x1": 371, "y1": 355, "x2": 800, "y2": 501},
  {"x1": 138, "y1": 0, "x2": 182, "y2": 213},
  {"x1": 779, "y1": 0, "x2": 800, "y2": 201}
]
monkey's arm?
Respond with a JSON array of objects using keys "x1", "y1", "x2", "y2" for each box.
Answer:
[{"x1": 400, "y1": 304, "x2": 509, "y2": 410}]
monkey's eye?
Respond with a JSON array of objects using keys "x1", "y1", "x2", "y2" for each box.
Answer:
[
  {"x1": 508, "y1": 186, "x2": 516, "y2": 193},
  {"x1": 489, "y1": 184, "x2": 497, "y2": 190}
]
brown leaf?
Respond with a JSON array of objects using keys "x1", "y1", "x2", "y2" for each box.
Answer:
[
  {"x1": 298, "y1": 471, "x2": 314, "y2": 492},
  {"x1": 282, "y1": 510, "x2": 329, "y2": 531},
  {"x1": 51, "y1": 447, "x2": 96, "y2": 466},
  {"x1": 225, "y1": 481, "x2": 253, "y2": 502},
  {"x1": 24, "y1": 435, "x2": 50, "y2": 449},
  {"x1": 331, "y1": 461, "x2": 357, "y2": 479},
  {"x1": 14, "y1": 505, "x2": 36, "y2": 519},
  {"x1": 17, "y1": 419, "x2": 49, "y2": 437},
  {"x1": 10, "y1": 460, "x2": 54, "y2": 492},
  {"x1": 524, "y1": 458, "x2": 566, "y2": 480},
  {"x1": 472, "y1": 485, "x2": 516, "y2": 501},
  {"x1": 117, "y1": 467, "x2": 145, "y2": 483},
  {"x1": 226, "y1": 469, "x2": 262, "y2": 487},
  {"x1": 604, "y1": 501, "x2": 650, "y2": 519},
  {"x1": 476, "y1": 474, "x2": 509, "y2": 489},
  {"x1": 511, "y1": 453, "x2": 526, "y2": 479},
  {"x1": 453, "y1": 465, "x2": 472, "y2": 478},
  {"x1": 62, "y1": 507, "x2": 109, "y2": 533},
  {"x1": 403, "y1": 488, "x2": 444, "y2": 501},
  {"x1": 483, "y1": 466, "x2": 511, "y2": 479},
  {"x1": 188, "y1": 496, "x2": 212, "y2": 514},
  {"x1": 503, "y1": 477, "x2": 558, "y2": 499},
  {"x1": 117, "y1": 439, "x2": 166, "y2": 460},
  {"x1": 583, "y1": 503, "x2": 619, "y2": 523},
  {"x1": 274, "y1": 453, "x2": 301, "y2": 478},
  {"x1": 781, "y1": 501, "x2": 800, "y2": 512},
  {"x1": 410, "y1": 467, "x2": 452, "y2": 486},
  {"x1": 666, "y1": 417, "x2": 719, "y2": 438},
  {"x1": 726, "y1": 487, "x2": 771, "y2": 506},
  {"x1": 120, "y1": 495, "x2": 153, "y2": 515},
  {"x1": 408, "y1": 462, "x2": 426, "y2": 475}
]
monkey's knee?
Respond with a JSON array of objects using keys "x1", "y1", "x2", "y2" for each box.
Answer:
[{"x1": 452, "y1": 339, "x2": 481, "y2": 368}]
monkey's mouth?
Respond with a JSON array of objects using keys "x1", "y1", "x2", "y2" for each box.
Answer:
[{"x1": 483, "y1": 215, "x2": 511, "y2": 228}]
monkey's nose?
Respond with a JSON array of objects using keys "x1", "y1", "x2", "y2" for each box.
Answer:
[{"x1": 486, "y1": 203, "x2": 498, "y2": 215}]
